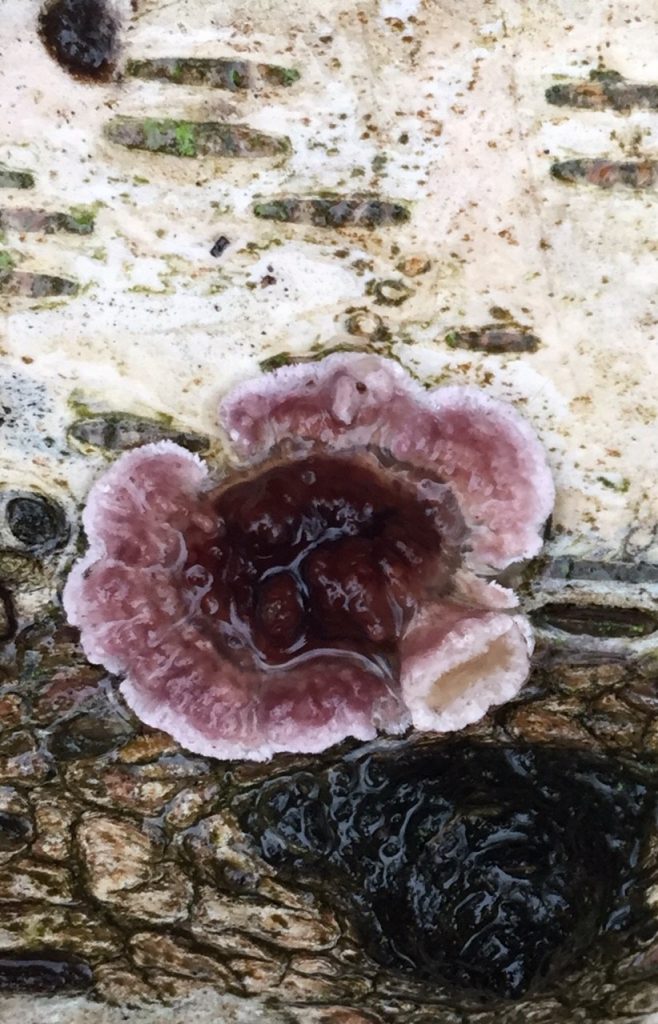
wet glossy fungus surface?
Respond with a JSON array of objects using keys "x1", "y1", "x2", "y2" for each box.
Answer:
[
  {"x1": 237, "y1": 743, "x2": 656, "y2": 1000},
  {"x1": 38, "y1": 0, "x2": 118, "y2": 82},
  {"x1": 185, "y1": 453, "x2": 461, "y2": 675}
]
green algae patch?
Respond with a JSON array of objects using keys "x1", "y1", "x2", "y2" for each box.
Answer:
[
  {"x1": 258, "y1": 351, "x2": 300, "y2": 373},
  {"x1": 0, "y1": 165, "x2": 35, "y2": 189},
  {"x1": 65, "y1": 205, "x2": 98, "y2": 232},
  {"x1": 258, "y1": 340, "x2": 396, "y2": 374},
  {"x1": 598, "y1": 475, "x2": 631, "y2": 493},
  {"x1": 174, "y1": 122, "x2": 197, "y2": 157},
  {"x1": 253, "y1": 199, "x2": 295, "y2": 222},
  {"x1": 105, "y1": 117, "x2": 291, "y2": 159},
  {"x1": 0, "y1": 271, "x2": 79, "y2": 298},
  {"x1": 263, "y1": 65, "x2": 301, "y2": 87},
  {"x1": 0, "y1": 207, "x2": 96, "y2": 235}
]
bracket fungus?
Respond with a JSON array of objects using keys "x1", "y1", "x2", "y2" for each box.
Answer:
[{"x1": 63, "y1": 354, "x2": 554, "y2": 761}]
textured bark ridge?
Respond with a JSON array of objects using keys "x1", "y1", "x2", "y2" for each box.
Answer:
[{"x1": 2, "y1": 587, "x2": 658, "y2": 1021}]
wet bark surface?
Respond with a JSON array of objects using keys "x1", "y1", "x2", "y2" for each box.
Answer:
[{"x1": 1, "y1": 545, "x2": 658, "y2": 1021}]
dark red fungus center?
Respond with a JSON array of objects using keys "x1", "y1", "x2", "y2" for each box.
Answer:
[{"x1": 185, "y1": 454, "x2": 461, "y2": 675}]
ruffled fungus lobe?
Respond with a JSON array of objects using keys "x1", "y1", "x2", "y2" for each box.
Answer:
[{"x1": 63, "y1": 354, "x2": 554, "y2": 760}]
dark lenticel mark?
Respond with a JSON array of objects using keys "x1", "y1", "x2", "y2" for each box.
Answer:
[
  {"x1": 545, "y1": 558, "x2": 658, "y2": 585},
  {"x1": 104, "y1": 118, "x2": 292, "y2": 159},
  {"x1": 38, "y1": 0, "x2": 119, "y2": 82},
  {"x1": 68, "y1": 414, "x2": 210, "y2": 454},
  {"x1": 551, "y1": 158, "x2": 657, "y2": 189},
  {"x1": 210, "y1": 236, "x2": 230, "y2": 258},
  {"x1": 125, "y1": 57, "x2": 300, "y2": 92},
  {"x1": 5, "y1": 493, "x2": 69, "y2": 553},
  {"x1": 0, "y1": 951, "x2": 93, "y2": 993},
  {"x1": 546, "y1": 71, "x2": 658, "y2": 113},
  {"x1": 531, "y1": 602, "x2": 658, "y2": 639},
  {"x1": 253, "y1": 196, "x2": 410, "y2": 228},
  {"x1": 444, "y1": 325, "x2": 541, "y2": 354}
]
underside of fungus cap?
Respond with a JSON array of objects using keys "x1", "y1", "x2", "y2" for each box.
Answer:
[
  {"x1": 220, "y1": 352, "x2": 555, "y2": 572},
  {"x1": 400, "y1": 601, "x2": 534, "y2": 733}
]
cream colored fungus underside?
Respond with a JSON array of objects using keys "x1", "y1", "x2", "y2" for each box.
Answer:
[{"x1": 1, "y1": 0, "x2": 658, "y2": 1019}]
